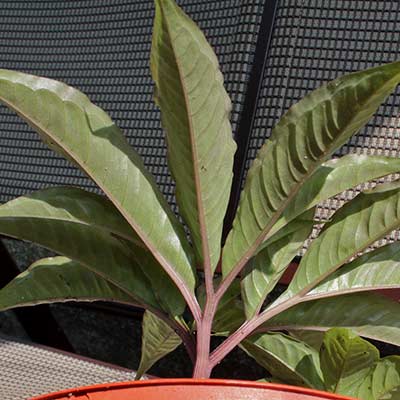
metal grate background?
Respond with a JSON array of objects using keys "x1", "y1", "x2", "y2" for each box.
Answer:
[
  {"x1": 245, "y1": 0, "x2": 400, "y2": 246},
  {"x1": 0, "y1": 0, "x2": 264, "y2": 208}
]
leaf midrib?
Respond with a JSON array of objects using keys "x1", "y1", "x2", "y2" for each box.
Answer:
[
  {"x1": 162, "y1": 3, "x2": 212, "y2": 272},
  {"x1": 0, "y1": 91, "x2": 195, "y2": 302}
]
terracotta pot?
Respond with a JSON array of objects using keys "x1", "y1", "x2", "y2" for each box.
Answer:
[{"x1": 30, "y1": 378, "x2": 355, "y2": 400}]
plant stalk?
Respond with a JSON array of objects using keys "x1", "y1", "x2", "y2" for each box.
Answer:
[
  {"x1": 192, "y1": 298, "x2": 217, "y2": 378},
  {"x1": 209, "y1": 297, "x2": 299, "y2": 367}
]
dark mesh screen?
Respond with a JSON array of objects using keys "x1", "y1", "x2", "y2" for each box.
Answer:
[
  {"x1": 0, "y1": 0, "x2": 264, "y2": 207},
  {"x1": 246, "y1": 0, "x2": 400, "y2": 244}
]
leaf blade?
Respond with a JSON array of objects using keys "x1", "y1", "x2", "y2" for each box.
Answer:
[
  {"x1": 266, "y1": 293, "x2": 400, "y2": 346},
  {"x1": 0, "y1": 69, "x2": 196, "y2": 299},
  {"x1": 222, "y1": 62, "x2": 400, "y2": 278},
  {"x1": 151, "y1": 0, "x2": 235, "y2": 271},
  {"x1": 136, "y1": 310, "x2": 182, "y2": 379},
  {"x1": 241, "y1": 209, "x2": 314, "y2": 319},
  {"x1": 241, "y1": 332, "x2": 325, "y2": 390},
  {"x1": 281, "y1": 181, "x2": 400, "y2": 302},
  {"x1": 0, "y1": 256, "x2": 136, "y2": 310}
]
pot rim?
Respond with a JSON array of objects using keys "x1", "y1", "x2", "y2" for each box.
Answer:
[{"x1": 30, "y1": 378, "x2": 356, "y2": 400}]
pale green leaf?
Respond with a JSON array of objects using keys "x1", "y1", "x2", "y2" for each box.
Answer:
[
  {"x1": 222, "y1": 62, "x2": 400, "y2": 278},
  {"x1": 308, "y1": 242, "x2": 400, "y2": 299},
  {"x1": 241, "y1": 332, "x2": 325, "y2": 389},
  {"x1": 320, "y1": 329, "x2": 400, "y2": 400},
  {"x1": 136, "y1": 310, "x2": 182, "y2": 379},
  {"x1": 279, "y1": 181, "x2": 400, "y2": 303},
  {"x1": 151, "y1": 0, "x2": 235, "y2": 271},
  {"x1": 357, "y1": 356, "x2": 400, "y2": 400},
  {"x1": 320, "y1": 328, "x2": 379, "y2": 395},
  {"x1": 241, "y1": 209, "x2": 314, "y2": 319},
  {"x1": 266, "y1": 293, "x2": 400, "y2": 346},
  {"x1": 0, "y1": 257, "x2": 136, "y2": 309},
  {"x1": 0, "y1": 69, "x2": 196, "y2": 301}
]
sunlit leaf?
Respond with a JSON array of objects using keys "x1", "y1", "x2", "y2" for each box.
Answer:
[{"x1": 222, "y1": 62, "x2": 400, "y2": 279}]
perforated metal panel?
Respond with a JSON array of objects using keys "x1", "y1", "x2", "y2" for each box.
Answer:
[
  {"x1": 0, "y1": 0, "x2": 264, "y2": 207},
  {"x1": 0, "y1": 335, "x2": 140, "y2": 399},
  {"x1": 245, "y1": 0, "x2": 400, "y2": 244}
]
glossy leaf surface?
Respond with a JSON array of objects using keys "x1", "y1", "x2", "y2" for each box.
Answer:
[
  {"x1": 308, "y1": 242, "x2": 400, "y2": 299},
  {"x1": 267, "y1": 293, "x2": 400, "y2": 346},
  {"x1": 223, "y1": 62, "x2": 400, "y2": 278},
  {"x1": 151, "y1": 0, "x2": 235, "y2": 271},
  {"x1": 241, "y1": 332, "x2": 324, "y2": 389},
  {"x1": 0, "y1": 256, "x2": 135, "y2": 309},
  {"x1": 136, "y1": 310, "x2": 182, "y2": 379},
  {"x1": 0, "y1": 69, "x2": 196, "y2": 300}
]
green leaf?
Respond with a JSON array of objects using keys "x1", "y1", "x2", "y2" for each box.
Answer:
[
  {"x1": 0, "y1": 256, "x2": 136, "y2": 309},
  {"x1": 267, "y1": 293, "x2": 400, "y2": 346},
  {"x1": 290, "y1": 331, "x2": 325, "y2": 351},
  {"x1": 279, "y1": 181, "x2": 400, "y2": 303},
  {"x1": 136, "y1": 310, "x2": 182, "y2": 380},
  {"x1": 308, "y1": 242, "x2": 400, "y2": 299},
  {"x1": 241, "y1": 209, "x2": 314, "y2": 319},
  {"x1": 320, "y1": 329, "x2": 400, "y2": 399},
  {"x1": 0, "y1": 189, "x2": 178, "y2": 313},
  {"x1": 222, "y1": 62, "x2": 400, "y2": 278},
  {"x1": 320, "y1": 328, "x2": 379, "y2": 395},
  {"x1": 0, "y1": 69, "x2": 196, "y2": 300},
  {"x1": 151, "y1": 0, "x2": 235, "y2": 271},
  {"x1": 241, "y1": 332, "x2": 325, "y2": 390},
  {"x1": 357, "y1": 356, "x2": 400, "y2": 400},
  {"x1": 277, "y1": 154, "x2": 400, "y2": 231}
]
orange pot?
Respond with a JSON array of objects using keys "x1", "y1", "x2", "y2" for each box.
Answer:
[{"x1": 30, "y1": 379, "x2": 355, "y2": 400}]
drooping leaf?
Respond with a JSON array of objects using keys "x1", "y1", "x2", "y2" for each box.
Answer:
[
  {"x1": 320, "y1": 329, "x2": 400, "y2": 400},
  {"x1": 0, "y1": 191, "x2": 179, "y2": 313},
  {"x1": 278, "y1": 181, "x2": 400, "y2": 303},
  {"x1": 0, "y1": 69, "x2": 196, "y2": 301},
  {"x1": 0, "y1": 256, "x2": 138, "y2": 310},
  {"x1": 276, "y1": 154, "x2": 400, "y2": 232},
  {"x1": 307, "y1": 242, "x2": 400, "y2": 299},
  {"x1": 266, "y1": 293, "x2": 400, "y2": 346},
  {"x1": 241, "y1": 332, "x2": 325, "y2": 390},
  {"x1": 222, "y1": 62, "x2": 400, "y2": 279},
  {"x1": 151, "y1": 0, "x2": 235, "y2": 272},
  {"x1": 320, "y1": 328, "x2": 379, "y2": 395},
  {"x1": 136, "y1": 310, "x2": 182, "y2": 380},
  {"x1": 241, "y1": 209, "x2": 314, "y2": 319}
]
